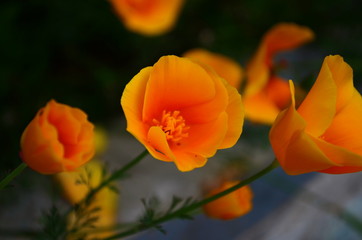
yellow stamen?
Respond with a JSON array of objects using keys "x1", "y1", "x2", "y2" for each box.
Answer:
[{"x1": 153, "y1": 110, "x2": 190, "y2": 142}]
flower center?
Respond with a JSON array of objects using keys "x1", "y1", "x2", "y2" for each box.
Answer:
[{"x1": 153, "y1": 110, "x2": 190, "y2": 142}]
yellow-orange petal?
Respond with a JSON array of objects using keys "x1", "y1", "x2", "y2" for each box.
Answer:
[
  {"x1": 21, "y1": 117, "x2": 65, "y2": 174},
  {"x1": 110, "y1": 0, "x2": 184, "y2": 36},
  {"x1": 263, "y1": 23, "x2": 314, "y2": 58},
  {"x1": 270, "y1": 81, "x2": 337, "y2": 174},
  {"x1": 323, "y1": 55, "x2": 355, "y2": 112},
  {"x1": 243, "y1": 92, "x2": 280, "y2": 124},
  {"x1": 245, "y1": 23, "x2": 314, "y2": 96},
  {"x1": 183, "y1": 48, "x2": 244, "y2": 89},
  {"x1": 21, "y1": 142, "x2": 65, "y2": 174},
  {"x1": 179, "y1": 65, "x2": 229, "y2": 124},
  {"x1": 48, "y1": 101, "x2": 82, "y2": 145},
  {"x1": 244, "y1": 76, "x2": 290, "y2": 125},
  {"x1": 94, "y1": 126, "x2": 109, "y2": 155},
  {"x1": 147, "y1": 126, "x2": 175, "y2": 162},
  {"x1": 265, "y1": 76, "x2": 291, "y2": 110},
  {"x1": 297, "y1": 57, "x2": 337, "y2": 136},
  {"x1": 322, "y1": 89, "x2": 362, "y2": 155},
  {"x1": 142, "y1": 56, "x2": 219, "y2": 122},
  {"x1": 283, "y1": 130, "x2": 338, "y2": 175},
  {"x1": 269, "y1": 83, "x2": 301, "y2": 167},
  {"x1": 182, "y1": 112, "x2": 228, "y2": 158},
  {"x1": 245, "y1": 44, "x2": 269, "y2": 96},
  {"x1": 203, "y1": 182, "x2": 253, "y2": 220},
  {"x1": 121, "y1": 67, "x2": 152, "y2": 143},
  {"x1": 312, "y1": 137, "x2": 362, "y2": 173},
  {"x1": 55, "y1": 168, "x2": 93, "y2": 205},
  {"x1": 195, "y1": 66, "x2": 244, "y2": 149},
  {"x1": 218, "y1": 82, "x2": 244, "y2": 149},
  {"x1": 173, "y1": 151, "x2": 207, "y2": 172}
]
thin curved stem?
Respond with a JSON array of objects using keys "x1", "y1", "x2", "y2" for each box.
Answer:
[
  {"x1": 104, "y1": 160, "x2": 280, "y2": 240},
  {"x1": 84, "y1": 150, "x2": 148, "y2": 205},
  {"x1": 0, "y1": 162, "x2": 27, "y2": 190},
  {"x1": 65, "y1": 150, "x2": 149, "y2": 238}
]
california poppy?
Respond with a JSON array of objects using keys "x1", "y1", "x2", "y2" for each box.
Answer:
[
  {"x1": 110, "y1": 0, "x2": 184, "y2": 36},
  {"x1": 183, "y1": 48, "x2": 244, "y2": 89},
  {"x1": 270, "y1": 55, "x2": 362, "y2": 174},
  {"x1": 121, "y1": 55, "x2": 244, "y2": 171},
  {"x1": 20, "y1": 100, "x2": 95, "y2": 174},
  {"x1": 203, "y1": 181, "x2": 253, "y2": 220},
  {"x1": 244, "y1": 23, "x2": 314, "y2": 124}
]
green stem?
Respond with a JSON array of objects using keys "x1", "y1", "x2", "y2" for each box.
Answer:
[
  {"x1": 66, "y1": 150, "x2": 149, "y2": 238},
  {"x1": 104, "y1": 160, "x2": 279, "y2": 240},
  {"x1": 0, "y1": 162, "x2": 27, "y2": 190},
  {"x1": 341, "y1": 211, "x2": 362, "y2": 236},
  {"x1": 84, "y1": 150, "x2": 148, "y2": 204}
]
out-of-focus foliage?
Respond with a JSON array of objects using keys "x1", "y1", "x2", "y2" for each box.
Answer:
[{"x1": 0, "y1": 0, "x2": 361, "y2": 171}]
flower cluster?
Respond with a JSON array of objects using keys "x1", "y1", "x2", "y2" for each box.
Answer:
[{"x1": 2, "y1": 16, "x2": 362, "y2": 240}]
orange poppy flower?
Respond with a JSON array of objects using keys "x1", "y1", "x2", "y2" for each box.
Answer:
[
  {"x1": 269, "y1": 55, "x2": 362, "y2": 175},
  {"x1": 20, "y1": 100, "x2": 95, "y2": 174},
  {"x1": 183, "y1": 48, "x2": 244, "y2": 89},
  {"x1": 244, "y1": 23, "x2": 314, "y2": 124},
  {"x1": 121, "y1": 55, "x2": 244, "y2": 171},
  {"x1": 110, "y1": 0, "x2": 184, "y2": 36},
  {"x1": 55, "y1": 160, "x2": 118, "y2": 239},
  {"x1": 203, "y1": 181, "x2": 253, "y2": 220}
]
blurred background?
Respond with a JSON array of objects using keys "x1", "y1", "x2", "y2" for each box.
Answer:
[{"x1": 1, "y1": 0, "x2": 362, "y2": 239}]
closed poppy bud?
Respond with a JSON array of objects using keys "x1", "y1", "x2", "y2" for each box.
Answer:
[
  {"x1": 203, "y1": 182, "x2": 253, "y2": 220},
  {"x1": 20, "y1": 100, "x2": 95, "y2": 174},
  {"x1": 121, "y1": 55, "x2": 244, "y2": 171},
  {"x1": 110, "y1": 0, "x2": 184, "y2": 36},
  {"x1": 270, "y1": 55, "x2": 362, "y2": 175},
  {"x1": 244, "y1": 23, "x2": 314, "y2": 124},
  {"x1": 183, "y1": 48, "x2": 244, "y2": 89}
]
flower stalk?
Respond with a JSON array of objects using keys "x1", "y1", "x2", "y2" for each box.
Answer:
[
  {"x1": 104, "y1": 160, "x2": 279, "y2": 239},
  {"x1": 83, "y1": 150, "x2": 149, "y2": 204},
  {"x1": 0, "y1": 162, "x2": 27, "y2": 190}
]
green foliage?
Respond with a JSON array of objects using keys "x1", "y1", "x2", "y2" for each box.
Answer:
[
  {"x1": 36, "y1": 206, "x2": 67, "y2": 240},
  {"x1": 139, "y1": 197, "x2": 165, "y2": 234},
  {"x1": 137, "y1": 195, "x2": 197, "y2": 235}
]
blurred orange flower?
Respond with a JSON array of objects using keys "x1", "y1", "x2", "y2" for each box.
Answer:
[
  {"x1": 183, "y1": 48, "x2": 244, "y2": 89},
  {"x1": 270, "y1": 55, "x2": 362, "y2": 175},
  {"x1": 121, "y1": 55, "x2": 244, "y2": 171},
  {"x1": 203, "y1": 181, "x2": 253, "y2": 220},
  {"x1": 20, "y1": 100, "x2": 95, "y2": 174},
  {"x1": 244, "y1": 23, "x2": 314, "y2": 124},
  {"x1": 55, "y1": 160, "x2": 118, "y2": 239},
  {"x1": 94, "y1": 126, "x2": 109, "y2": 156},
  {"x1": 110, "y1": 0, "x2": 184, "y2": 36}
]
